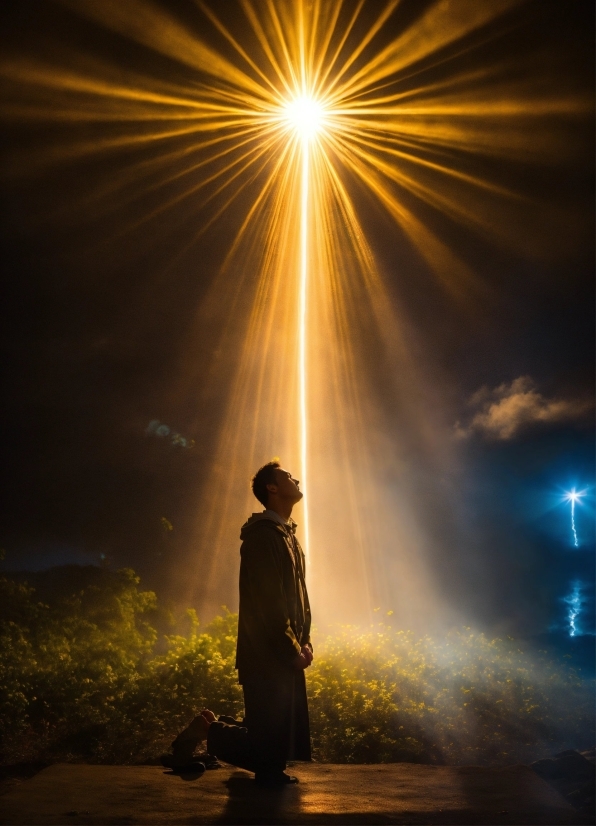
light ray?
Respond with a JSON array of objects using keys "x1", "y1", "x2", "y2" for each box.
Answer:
[
  {"x1": 299, "y1": 134, "x2": 310, "y2": 557},
  {"x1": 2, "y1": 0, "x2": 591, "y2": 625}
]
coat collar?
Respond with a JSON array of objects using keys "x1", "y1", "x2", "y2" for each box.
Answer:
[{"x1": 262, "y1": 509, "x2": 298, "y2": 534}]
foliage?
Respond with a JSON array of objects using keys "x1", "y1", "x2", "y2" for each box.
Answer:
[
  {"x1": 0, "y1": 567, "x2": 157, "y2": 763},
  {"x1": 0, "y1": 568, "x2": 593, "y2": 766},
  {"x1": 308, "y1": 625, "x2": 593, "y2": 765}
]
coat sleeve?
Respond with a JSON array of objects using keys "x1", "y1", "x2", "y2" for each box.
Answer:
[
  {"x1": 240, "y1": 529, "x2": 302, "y2": 666},
  {"x1": 298, "y1": 545, "x2": 313, "y2": 654}
]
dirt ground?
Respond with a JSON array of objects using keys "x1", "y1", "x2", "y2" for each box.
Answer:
[{"x1": 0, "y1": 761, "x2": 581, "y2": 825}]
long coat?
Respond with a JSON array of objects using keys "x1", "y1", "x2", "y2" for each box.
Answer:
[
  {"x1": 235, "y1": 512, "x2": 312, "y2": 762},
  {"x1": 236, "y1": 513, "x2": 312, "y2": 680}
]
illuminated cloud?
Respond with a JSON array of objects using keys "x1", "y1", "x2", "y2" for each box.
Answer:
[{"x1": 455, "y1": 376, "x2": 591, "y2": 440}]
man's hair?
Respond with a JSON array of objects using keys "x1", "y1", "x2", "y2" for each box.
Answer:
[{"x1": 251, "y1": 461, "x2": 280, "y2": 507}]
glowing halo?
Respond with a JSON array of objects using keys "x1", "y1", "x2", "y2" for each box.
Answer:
[{"x1": 282, "y1": 94, "x2": 326, "y2": 141}]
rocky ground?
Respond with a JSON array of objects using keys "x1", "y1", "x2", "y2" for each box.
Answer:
[{"x1": 530, "y1": 749, "x2": 594, "y2": 824}]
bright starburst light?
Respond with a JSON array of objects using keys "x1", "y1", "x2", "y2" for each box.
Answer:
[
  {"x1": 563, "y1": 488, "x2": 586, "y2": 547},
  {"x1": 1, "y1": 1, "x2": 591, "y2": 623},
  {"x1": 283, "y1": 95, "x2": 326, "y2": 140}
]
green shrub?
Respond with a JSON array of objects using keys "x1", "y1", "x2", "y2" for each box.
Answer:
[
  {"x1": 0, "y1": 568, "x2": 593, "y2": 766},
  {"x1": 308, "y1": 626, "x2": 593, "y2": 765}
]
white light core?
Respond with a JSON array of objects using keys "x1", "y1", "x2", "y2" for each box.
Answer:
[{"x1": 283, "y1": 95, "x2": 325, "y2": 140}]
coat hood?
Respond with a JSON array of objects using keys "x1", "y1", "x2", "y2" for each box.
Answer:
[{"x1": 240, "y1": 512, "x2": 297, "y2": 541}]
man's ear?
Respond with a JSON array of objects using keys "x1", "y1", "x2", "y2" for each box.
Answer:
[{"x1": 265, "y1": 483, "x2": 278, "y2": 495}]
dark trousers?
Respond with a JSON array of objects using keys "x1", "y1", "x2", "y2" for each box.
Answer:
[{"x1": 207, "y1": 671, "x2": 310, "y2": 778}]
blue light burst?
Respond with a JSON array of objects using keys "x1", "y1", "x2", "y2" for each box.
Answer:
[{"x1": 563, "y1": 488, "x2": 587, "y2": 547}]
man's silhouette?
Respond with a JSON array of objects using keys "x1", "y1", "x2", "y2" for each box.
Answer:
[{"x1": 165, "y1": 461, "x2": 313, "y2": 786}]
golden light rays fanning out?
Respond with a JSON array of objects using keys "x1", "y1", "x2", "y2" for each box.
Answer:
[{"x1": 1, "y1": 0, "x2": 590, "y2": 625}]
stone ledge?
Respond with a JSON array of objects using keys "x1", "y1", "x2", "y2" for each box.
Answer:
[{"x1": 0, "y1": 762, "x2": 578, "y2": 825}]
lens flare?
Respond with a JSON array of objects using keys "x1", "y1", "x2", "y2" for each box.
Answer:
[{"x1": 564, "y1": 488, "x2": 586, "y2": 548}]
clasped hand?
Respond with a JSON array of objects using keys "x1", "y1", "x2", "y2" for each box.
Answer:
[{"x1": 293, "y1": 645, "x2": 314, "y2": 670}]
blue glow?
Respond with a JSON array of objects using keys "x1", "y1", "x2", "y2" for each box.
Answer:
[
  {"x1": 563, "y1": 488, "x2": 587, "y2": 547},
  {"x1": 563, "y1": 581, "x2": 582, "y2": 636}
]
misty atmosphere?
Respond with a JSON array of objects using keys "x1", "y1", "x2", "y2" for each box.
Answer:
[{"x1": 0, "y1": 2, "x2": 594, "y2": 820}]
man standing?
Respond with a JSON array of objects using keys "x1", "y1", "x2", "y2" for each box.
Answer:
[{"x1": 167, "y1": 461, "x2": 313, "y2": 786}]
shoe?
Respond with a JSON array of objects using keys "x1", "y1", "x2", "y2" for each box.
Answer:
[
  {"x1": 173, "y1": 761, "x2": 205, "y2": 775},
  {"x1": 196, "y1": 751, "x2": 222, "y2": 770},
  {"x1": 171, "y1": 714, "x2": 209, "y2": 749},
  {"x1": 255, "y1": 772, "x2": 299, "y2": 787},
  {"x1": 169, "y1": 714, "x2": 209, "y2": 766},
  {"x1": 170, "y1": 738, "x2": 198, "y2": 766},
  {"x1": 160, "y1": 754, "x2": 206, "y2": 773}
]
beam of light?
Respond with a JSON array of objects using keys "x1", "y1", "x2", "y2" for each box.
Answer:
[
  {"x1": 563, "y1": 488, "x2": 586, "y2": 547},
  {"x1": 1, "y1": 1, "x2": 592, "y2": 625},
  {"x1": 299, "y1": 131, "x2": 310, "y2": 558},
  {"x1": 280, "y1": 90, "x2": 326, "y2": 559},
  {"x1": 563, "y1": 581, "x2": 582, "y2": 637}
]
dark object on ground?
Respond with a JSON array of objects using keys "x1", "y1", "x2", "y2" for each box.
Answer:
[
  {"x1": 531, "y1": 749, "x2": 594, "y2": 822},
  {"x1": 196, "y1": 751, "x2": 222, "y2": 770},
  {"x1": 195, "y1": 751, "x2": 222, "y2": 770},
  {"x1": 0, "y1": 762, "x2": 579, "y2": 824},
  {"x1": 172, "y1": 762, "x2": 206, "y2": 775},
  {"x1": 159, "y1": 750, "x2": 221, "y2": 771},
  {"x1": 159, "y1": 754, "x2": 205, "y2": 774}
]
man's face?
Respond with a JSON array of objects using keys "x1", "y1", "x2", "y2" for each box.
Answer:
[{"x1": 268, "y1": 467, "x2": 303, "y2": 503}]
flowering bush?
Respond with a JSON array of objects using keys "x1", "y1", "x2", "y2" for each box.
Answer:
[
  {"x1": 0, "y1": 568, "x2": 592, "y2": 766},
  {"x1": 308, "y1": 625, "x2": 593, "y2": 765}
]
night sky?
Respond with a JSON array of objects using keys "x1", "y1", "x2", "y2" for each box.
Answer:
[{"x1": 1, "y1": 0, "x2": 594, "y2": 642}]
